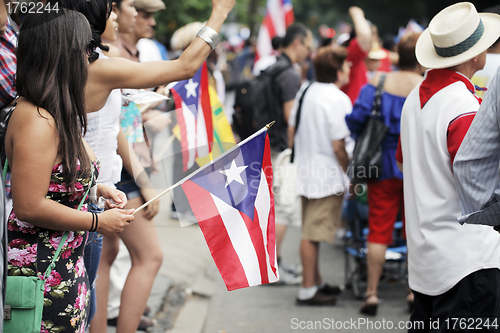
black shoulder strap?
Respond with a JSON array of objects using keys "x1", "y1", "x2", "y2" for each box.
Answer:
[
  {"x1": 372, "y1": 73, "x2": 386, "y2": 118},
  {"x1": 263, "y1": 63, "x2": 292, "y2": 78},
  {"x1": 290, "y1": 81, "x2": 314, "y2": 163}
]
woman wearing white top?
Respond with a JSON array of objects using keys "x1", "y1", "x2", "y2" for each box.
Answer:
[
  {"x1": 56, "y1": 0, "x2": 235, "y2": 331},
  {"x1": 81, "y1": 6, "x2": 124, "y2": 325}
]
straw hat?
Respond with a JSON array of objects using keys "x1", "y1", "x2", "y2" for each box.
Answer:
[
  {"x1": 415, "y1": 2, "x2": 500, "y2": 69},
  {"x1": 367, "y1": 41, "x2": 387, "y2": 60},
  {"x1": 170, "y1": 21, "x2": 206, "y2": 51},
  {"x1": 134, "y1": 0, "x2": 165, "y2": 12}
]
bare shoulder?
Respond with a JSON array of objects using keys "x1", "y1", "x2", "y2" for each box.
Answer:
[
  {"x1": 9, "y1": 99, "x2": 56, "y2": 134},
  {"x1": 369, "y1": 71, "x2": 384, "y2": 87},
  {"x1": 103, "y1": 44, "x2": 121, "y2": 58},
  {"x1": 89, "y1": 57, "x2": 138, "y2": 83},
  {"x1": 82, "y1": 139, "x2": 97, "y2": 161},
  {"x1": 384, "y1": 71, "x2": 423, "y2": 97},
  {"x1": 409, "y1": 72, "x2": 424, "y2": 86},
  {"x1": 6, "y1": 98, "x2": 58, "y2": 163}
]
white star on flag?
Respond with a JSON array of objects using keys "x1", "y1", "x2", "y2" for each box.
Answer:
[
  {"x1": 219, "y1": 160, "x2": 248, "y2": 187},
  {"x1": 184, "y1": 79, "x2": 199, "y2": 98}
]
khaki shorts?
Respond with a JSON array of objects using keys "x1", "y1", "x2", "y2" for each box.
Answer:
[{"x1": 301, "y1": 194, "x2": 343, "y2": 243}]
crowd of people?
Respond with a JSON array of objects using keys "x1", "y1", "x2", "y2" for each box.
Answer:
[
  {"x1": 2, "y1": 0, "x2": 500, "y2": 332},
  {"x1": 0, "y1": 0, "x2": 234, "y2": 330},
  {"x1": 224, "y1": 2, "x2": 500, "y2": 332}
]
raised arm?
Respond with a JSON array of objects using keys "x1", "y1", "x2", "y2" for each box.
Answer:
[
  {"x1": 87, "y1": 0, "x2": 235, "y2": 111},
  {"x1": 349, "y1": 6, "x2": 372, "y2": 52}
]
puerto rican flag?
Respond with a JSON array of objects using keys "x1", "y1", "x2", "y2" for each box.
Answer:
[
  {"x1": 170, "y1": 62, "x2": 213, "y2": 171},
  {"x1": 180, "y1": 129, "x2": 278, "y2": 290},
  {"x1": 255, "y1": 0, "x2": 294, "y2": 61}
]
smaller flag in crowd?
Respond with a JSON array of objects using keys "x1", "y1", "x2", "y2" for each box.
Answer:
[
  {"x1": 170, "y1": 62, "x2": 213, "y2": 171},
  {"x1": 256, "y1": 0, "x2": 295, "y2": 61},
  {"x1": 397, "y1": 19, "x2": 424, "y2": 42},
  {"x1": 194, "y1": 85, "x2": 236, "y2": 167},
  {"x1": 180, "y1": 129, "x2": 278, "y2": 291}
]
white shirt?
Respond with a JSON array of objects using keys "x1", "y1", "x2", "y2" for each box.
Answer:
[
  {"x1": 137, "y1": 38, "x2": 163, "y2": 63},
  {"x1": 400, "y1": 76, "x2": 500, "y2": 295},
  {"x1": 289, "y1": 82, "x2": 352, "y2": 198},
  {"x1": 83, "y1": 49, "x2": 123, "y2": 187}
]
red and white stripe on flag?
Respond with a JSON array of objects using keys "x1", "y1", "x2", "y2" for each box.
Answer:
[
  {"x1": 180, "y1": 131, "x2": 278, "y2": 290},
  {"x1": 171, "y1": 62, "x2": 213, "y2": 171},
  {"x1": 256, "y1": 0, "x2": 294, "y2": 61}
]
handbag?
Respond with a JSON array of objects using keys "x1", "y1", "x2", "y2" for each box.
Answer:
[
  {"x1": 3, "y1": 165, "x2": 92, "y2": 333},
  {"x1": 351, "y1": 74, "x2": 389, "y2": 183}
]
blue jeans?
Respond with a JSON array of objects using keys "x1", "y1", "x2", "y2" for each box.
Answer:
[{"x1": 84, "y1": 203, "x2": 104, "y2": 325}]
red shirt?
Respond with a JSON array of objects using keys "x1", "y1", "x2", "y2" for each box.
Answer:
[
  {"x1": 341, "y1": 38, "x2": 368, "y2": 105},
  {"x1": 377, "y1": 49, "x2": 392, "y2": 72}
]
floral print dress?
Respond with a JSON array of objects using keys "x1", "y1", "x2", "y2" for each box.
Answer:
[{"x1": 7, "y1": 161, "x2": 98, "y2": 333}]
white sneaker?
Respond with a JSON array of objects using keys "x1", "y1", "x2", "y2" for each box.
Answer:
[
  {"x1": 335, "y1": 228, "x2": 346, "y2": 241},
  {"x1": 275, "y1": 267, "x2": 302, "y2": 285},
  {"x1": 280, "y1": 261, "x2": 303, "y2": 276}
]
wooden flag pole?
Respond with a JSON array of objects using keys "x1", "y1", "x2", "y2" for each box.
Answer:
[
  {"x1": 133, "y1": 183, "x2": 178, "y2": 215},
  {"x1": 133, "y1": 121, "x2": 275, "y2": 215}
]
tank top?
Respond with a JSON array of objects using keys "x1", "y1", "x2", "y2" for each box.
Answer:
[{"x1": 83, "y1": 48, "x2": 123, "y2": 187}]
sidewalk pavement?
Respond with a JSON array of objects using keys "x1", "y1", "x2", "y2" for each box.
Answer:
[
  {"x1": 103, "y1": 127, "x2": 217, "y2": 333},
  {"x1": 105, "y1": 200, "x2": 411, "y2": 333},
  {"x1": 105, "y1": 192, "x2": 215, "y2": 333},
  {"x1": 102, "y1": 130, "x2": 410, "y2": 333}
]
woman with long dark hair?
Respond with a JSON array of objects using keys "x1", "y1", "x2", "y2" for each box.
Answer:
[
  {"x1": 5, "y1": 10, "x2": 134, "y2": 331},
  {"x1": 52, "y1": 0, "x2": 234, "y2": 331}
]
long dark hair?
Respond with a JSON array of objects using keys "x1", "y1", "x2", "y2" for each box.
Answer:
[
  {"x1": 50, "y1": 0, "x2": 113, "y2": 61},
  {"x1": 16, "y1": 9, "x2": 91, "y2": 190}
]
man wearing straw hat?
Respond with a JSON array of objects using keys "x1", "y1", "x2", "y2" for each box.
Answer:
[{"x1": 396, "y1": 2, "x2": 500, "y2": 331}]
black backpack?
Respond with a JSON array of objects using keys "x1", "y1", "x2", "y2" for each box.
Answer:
[{"x1": 232, "y1": 63, "x2": 291, "y2": 141}]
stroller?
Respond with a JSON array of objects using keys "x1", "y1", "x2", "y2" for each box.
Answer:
[{"x1": 343, "y1": 191, "x2": 407, "y2": 299}]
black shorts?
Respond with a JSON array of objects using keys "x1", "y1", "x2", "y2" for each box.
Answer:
[
  {"x1": 115, "y1": 169, "x2": 141, "y2": 200},
  {"x1": 409, "y1": 268, "x2": 500, "y2": 332}
]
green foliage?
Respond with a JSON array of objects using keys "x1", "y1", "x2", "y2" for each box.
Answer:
[
  {"x1": 153, "y1": 0, "x2": 498, "y2": 49},
  {"x1": 154, "y1": 0, "x2": 213, "y2": 44},
  {"x1": 154, "y1": 0, "x2": 267, "y2": 45}
]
